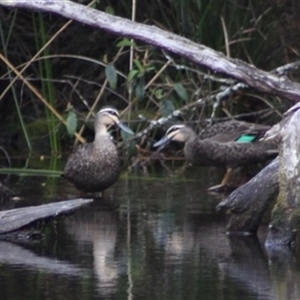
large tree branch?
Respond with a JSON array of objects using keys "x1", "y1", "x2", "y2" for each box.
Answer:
[{"x1": 1, "y1": 0, "x2": 300, "y2": 102}]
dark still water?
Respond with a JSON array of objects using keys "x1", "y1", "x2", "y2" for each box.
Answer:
[{"x1": 0, "y1": 168, "x2": 299, "y2": 300}]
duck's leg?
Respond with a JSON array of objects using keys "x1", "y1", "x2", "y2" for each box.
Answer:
[
  {"x1": 239, "y1": 166, "x2": 249, "y2": 185},
  {"x1": 207, "y1": 168, "x2": 233, "y2": 191}
]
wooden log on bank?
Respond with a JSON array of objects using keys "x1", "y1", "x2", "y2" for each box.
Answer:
[
  {"x1": 264, "y1": 105, "x2": 300, "y2": 249},
  {"x1": 216, "y1": 158, "x2": 279, "y2": 234},
  {"x1": 0, "y1": 198, "x2": 93, "y2": 237},
  {"x1": 217, "y1": 102, "x2": 300, "y2": 249}
]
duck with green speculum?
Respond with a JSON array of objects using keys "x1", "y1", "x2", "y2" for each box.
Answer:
[
  {"x1": 63, "y1": 107, "x2": 133, "y2": 194},
  {"x1": 153, "y1": 120, "x2": 278, "y2": 191}
]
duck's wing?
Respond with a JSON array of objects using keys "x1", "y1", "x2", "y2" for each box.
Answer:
[
  {"x1": 210, "y1": 141, "x2": 278, "y2": 167},
  {"x1": 199, "y1": 120, "x2": 271, "y2": 143}
]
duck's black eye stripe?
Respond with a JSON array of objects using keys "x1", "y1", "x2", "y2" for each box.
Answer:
[
  {"x1": 100, "y1": 108, "x2": 119, "y2": 117},
  {"x1": 167, "y1": 126, "x2": 183, "y2": 134},
  {"x1": 167, "y1": 128, "x2": 177, "y2": 134},
  {"x1": 109, "y1": 110, "x2": 119, "y2": 117}
]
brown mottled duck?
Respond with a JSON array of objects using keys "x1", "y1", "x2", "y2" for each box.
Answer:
[
  {"x1": 153, "y1": 121, "x2": 278, "y2": 191},
  {"x1": 63, "y1": 107, "x2": 133, "y2": 194},
  {"x1": 198, "y1": 120, "x2": 271, "y2": 142}
]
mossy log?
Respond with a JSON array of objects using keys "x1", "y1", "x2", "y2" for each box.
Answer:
[
  {"x1": 0, "y1": 198, "x2": 93, "y2": 238},
  {"x1": 216, "y1": 158, "x2": 278, "y2": 234}
]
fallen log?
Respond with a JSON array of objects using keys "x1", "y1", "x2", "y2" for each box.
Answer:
[
  {"x1": 216, "y1": 158, "x2": 279, "y2": 234},
  {"x1": 0, "y1": 198, "x2": 93, "y2": 237},
  {"x1": 1, "y1": 0, "x2": 300, "y2": 102},
  {"x1": 264, "y1": 106, "x2": 300, "y2": 249}
]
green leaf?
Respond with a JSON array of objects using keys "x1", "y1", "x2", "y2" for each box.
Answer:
[
  {"x1": 117, "y1": 38, "x2": 136, "y2": 48},
  {"x1": 145, "y1": 66, "x2": 155, "y2": 72},
  {"x1": 133, "y1": 59, "x2": 144, "y2": 73},
  {"x1": 66, "y1": 111, "x2": 77, "y2": 137},
  {"x1": 135, "y1": 78, "x2": 145, "y2": 101},
  {"x1": 159, "y1": 99, "x2": 175, "y2": 117},
  {"x1": 105, "y1": 64, "x2": 118, "y2": 90},
  {"x1": 155, "y1": 88, "x2": 166, "y2": 100},
  {"x1": 120, "y1": 133, "x2": 136, "y2": 158},
  {"x1": 127, "y1": 140, "x2": 137, "y2": 158},
  {"x1": 121, "y1": 130, "x2": 134, "y2": 140},
  {"x1": 174, "y1": 82, "x2": 189, "y2": 102},
  {"x1": 128, "y1": 69, "x2": 139, "y2": 81}
]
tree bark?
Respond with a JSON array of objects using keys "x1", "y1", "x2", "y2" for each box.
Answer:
[
  {"x1": 0, "y1": 198, "x2": 93, "y2": 237},
  {"x1": 218, "y1": 105, "x2": 300, "y2": 247},
  {"x1": 265, "y1": 109, "x2": 300, "y2": 248},
  {"x1": 216, "y1": 158, "x2": 279, "y2": 234},
  {"x1": 1, "y1": 0, "x2": 300, "y2": 102}
]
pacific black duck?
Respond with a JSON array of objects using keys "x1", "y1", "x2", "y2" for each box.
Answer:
[
  {"x1": 63, "y1": 107, "x2": 133, "y2": 194},
  {"x1": 153, "y1": 121, "x2": 278, "y2": 191},
  {"x1": 198, "y1": 120, "x2": 271, "y2": 142}
]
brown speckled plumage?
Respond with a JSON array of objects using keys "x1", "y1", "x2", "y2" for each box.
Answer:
[
  {"x1": 182, "y1": 126, "x2": 276, "y2": 168},
  {"x1": 63, "y1": 107, "x2": 133, "y2": 193},
  {"x1": 199, "y1": 120, "x2": 271, "y2": 142},
  {"x1": 154, "y1": 121, "x2": 278, "y2": 190},
  {"x1": 64, "y1": 135, "x2": 120, "y2": 193}
]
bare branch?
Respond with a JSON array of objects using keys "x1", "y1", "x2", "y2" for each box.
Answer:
[{"x1": 1, "y1": 0, "x2": 300, "y2": 102}]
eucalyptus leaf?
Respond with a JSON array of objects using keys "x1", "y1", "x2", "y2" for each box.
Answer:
[
  {"x1": 135, "y1": 78, "x2": 145, "y2": 101},
  {"x1": 128, "y1": 69, "x2": 139, "y2": 81},
  {"x1": 145, "y1": 66, "x2": 155, "y2": 72},
  {"x1": 105, "y1": 64, "x2": 118, "y2": 90},
  {"x1": 66, "y1": 111, "x2": 77, "y2": 137},
  {"x1": 120, "y1": 133, "x2": 136, "y2": 159},
  {"x1": 174, "y1": 82, "x2": 189, "y2": 102},
  {"x1": 117, "y1": 38, "x2": 136, "y2": 48},
  {"x1": 121, "y1": 130, "x2": 134, "y2": 140},
  {"x1": 160, "y1": 99, "x2": 175, "y2": 117},
  {"x1": 155, "y1": 88, "x2": 165, "y2": 100},
  {"x1": 133, "y1": 59, "x2": 144, "y2": 73},
  {"x1": 127, "y1": 140, "x2": 137, "y2": 157}
]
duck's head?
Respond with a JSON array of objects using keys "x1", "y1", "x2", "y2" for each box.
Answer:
[
  {"x1": 95, "y1": 107, "x2": 133, "y2": 135},
  {"x1": 153, "y1": 124, "x2": 195, "y2": 148}
]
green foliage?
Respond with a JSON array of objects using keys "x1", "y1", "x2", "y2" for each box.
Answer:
[
  {"x1": 66, "y1": 111, "x2": 77, "y2": 137},
  {"x1": 160, "y1": 99, "x2": 176, "y2": 117},
  {"x1": 134, "y1": 77, "x2": 145, "y2": 101},
  {"x1": 174, "y1": 82, "x2": 188, "y2": 102},
  {"x1": 0, "y1": 0, "x2": 296, "y2": 164},
  {"x1": 32, "y1": 12, "x2": 61, "y2": 154},
  {"x1": 0, "y1": 168, "x2": 62, "y2": 177},
  {"x1": 117, "y1": 38, "x2": 136, "y2": 48},
  {"x1": 0, "y1": 10, "x2": 32, "y2": 152},
  {"x1": 105, "y1": 63, "x2": 118, "y2": 90}
]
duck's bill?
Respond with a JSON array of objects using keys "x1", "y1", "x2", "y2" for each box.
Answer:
[
  {"x1": 153, "y1": 136, "x2": 170, "y2": 148},
  {"x1": 117, "y1": 122, "x2": 134, "y2": 135}
]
